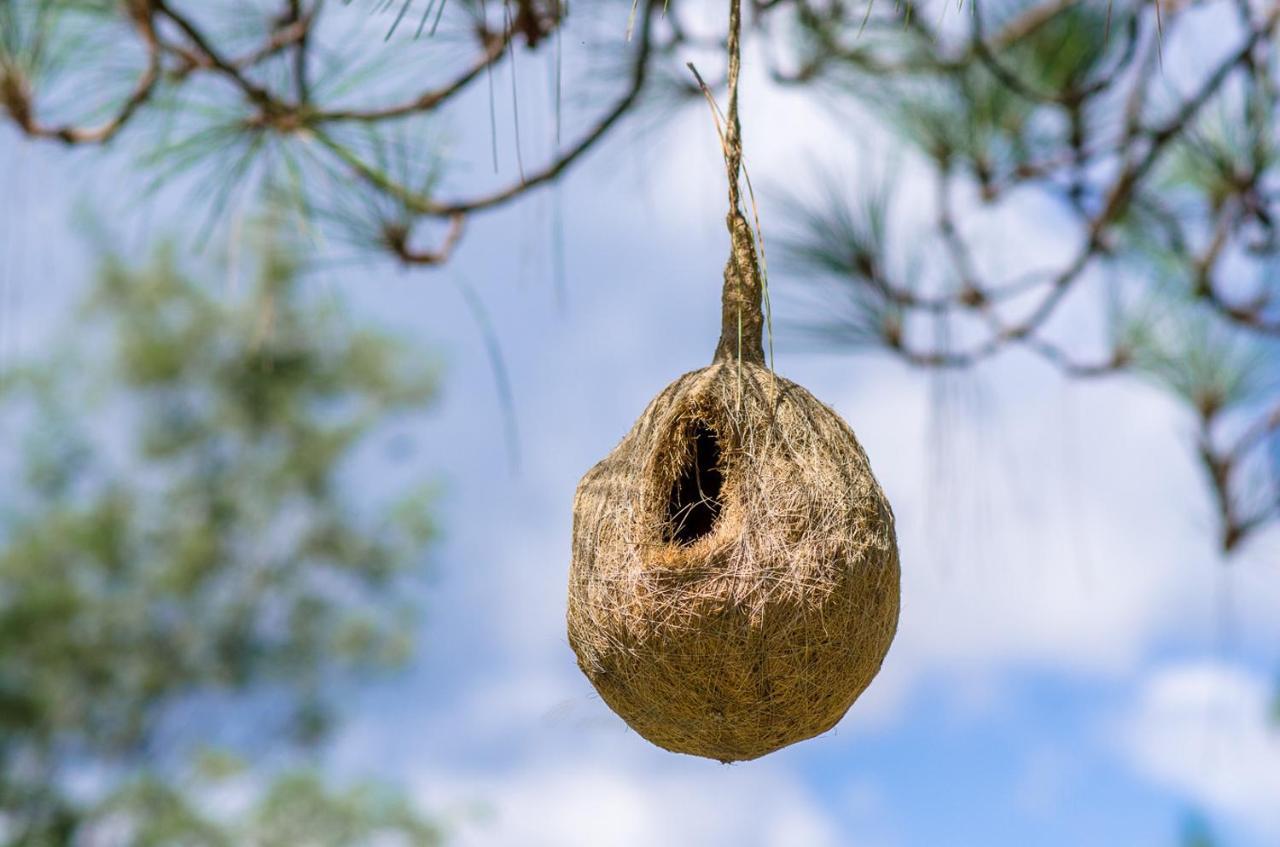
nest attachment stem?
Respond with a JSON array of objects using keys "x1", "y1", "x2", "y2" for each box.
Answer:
[{"x1": 711, "y1": 0, "x2": 764, "y2": 366}]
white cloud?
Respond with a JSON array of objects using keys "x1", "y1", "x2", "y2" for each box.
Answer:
[
  {"x1": 414, "y1": 759, "x2": 850, "y2": 847},
  {"x1": 810, "y1": 356, "x2": 1280, "y2": 735},
  {"x1": 1118, "y1": 661, "x2": 1280, "y2": 836}
]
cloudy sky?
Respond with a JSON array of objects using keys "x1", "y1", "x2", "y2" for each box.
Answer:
[{"x1": 2, "y1": 3, "x2": 1278, "y2": 845}]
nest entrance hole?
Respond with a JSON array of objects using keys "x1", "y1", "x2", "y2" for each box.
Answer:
[{"x1": 665, "y1": 420, "x2": 724, "y2": 545}]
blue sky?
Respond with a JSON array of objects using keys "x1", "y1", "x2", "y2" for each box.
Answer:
[{"x1": 2, "y1": 4, "x2": 1279, "y2": 845}]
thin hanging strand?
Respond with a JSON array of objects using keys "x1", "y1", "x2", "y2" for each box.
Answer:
[
  {"x1": 725, "y1": 0, "x2": 743, "y2": 218},
  {"x1": 689, "y1": 0, "x2": 774, "y2": 373},
  {"x1": 726, "y1": 0, "x2": 774, "y2": 374}
]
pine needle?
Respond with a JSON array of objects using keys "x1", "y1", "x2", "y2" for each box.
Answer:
[
  {"x1": 385, "y1": 0, "x2": 412, "y2": 40},
  {"x1": 416, "y1": 0, "x2": 438, "y2": 38},
  {"x1": 429, "y1": 0, "x2": 447, "y2": 36},
  {"x1": 627, "y1": 0, "x2": 641, "y2": 42},
  {"x1": 503, "y1": 0, "x2": 525, "y2": 181},
  {"x1": 483, "y1": 0, "x2": 499, "y2": 172},
  {"x1": 555, "y1": 0, "x2": 563, "y2": 150},
  {"x1": 859, "y1": 0, "x2": 875, "y2": 38},
  {"x1": 1155, "y1": 0, "x2": 1164, "y2": 71}
]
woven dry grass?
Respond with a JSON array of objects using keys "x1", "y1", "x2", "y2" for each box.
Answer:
[{"x1": 567, "y1": 360, "x2": 900, "y2": 762}]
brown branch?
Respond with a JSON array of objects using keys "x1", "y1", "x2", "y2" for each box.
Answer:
[
  {"x1": 5, "y1": 9, "x2": 161, "y2": 145},
  {"x1": 1000, "y1": 8, "x2": 1280, "y2": 350},
  {"x1": 244, "y1": 16, "x2": 313, "y2": 73},
  {"x1": 1198, "y1": 427, "x2": 1246, "y2": 552},
  {"x1": 1192, "y1": 200, "x2": 1280, "y2": 335},
  {"x1": 385, "y1": 213, "x2": 466, "y2": 266},
  {"x1": 987, "y1": 0, "x2": 1079, "y2": 48},
  {"x1": 970, "y1": 0, "x2": 1141, "y2": 107},
  {"x1": 1228, "y1": 402, "x2": 1280, "y2": 462},
  {"x1": 163, "y1": 13, "x2": 312, "y2": 83},
  {"x1": 152, "y1": 0, "x2": 277, "y2": 106},
  {"x1": 288, "y1": 0, "x2": 314, "y2": 104},
  {"x1": 312, "y1": 29, "x2": 511, "y2": 123},
  {"x1": 319, "y1": 0, "x2": 660, "y2": 218},
  {"x1": 434, "y1": 4, "x2": 658, "y2": 216},
  {"x1": 873, "y1": 9, "x2": 1273, "y2": 385},
  {"x1": 1194, "y1": 390, "x2": 1280, "y2": 554}
]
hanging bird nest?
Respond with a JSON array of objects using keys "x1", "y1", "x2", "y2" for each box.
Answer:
[
  {"x1": 567, "y1": 216, "x2": 900, "y2": 763},
  {"x1": 567, "y1": 355, "x2": 899, "y2": 762},
  {"x1": 566, "y1": 2, "x2": 899, "y2": 762}
]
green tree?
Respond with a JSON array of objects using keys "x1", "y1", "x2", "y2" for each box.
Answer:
[
  {"x1": 0, "y1": 240, "x2": 439, "y2": 844},
  {"x1": 2, "y1": 0, "x2": 1276, "y2": 553},
  {"x1": 769, "y1": 0, "x2": 1280, "y2": 555}
]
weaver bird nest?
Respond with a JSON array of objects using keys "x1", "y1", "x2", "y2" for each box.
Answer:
[
  {"x1": 568, "y1": 29, "x2": 899, "y2": 759},
  {"x1": 567, "y1": 353, "x2": 900, "y2": 762}
]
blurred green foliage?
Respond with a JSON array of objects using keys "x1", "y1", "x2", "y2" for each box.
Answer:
[
  {"x1": 92, "y1": 772, "x2": 439, "y2": 847},
  {"x1": 0, "y1": 239, "x2": 439, "y2": 844}
]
